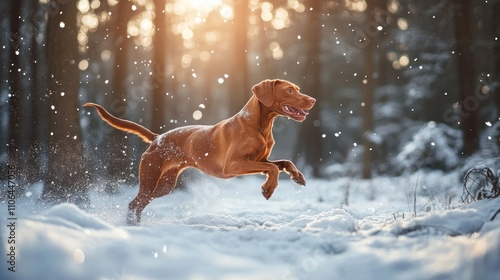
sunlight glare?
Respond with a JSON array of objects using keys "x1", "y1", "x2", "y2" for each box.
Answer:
[
  {"x1": 77, "y1": 0, "x2": 90, "y2": 13},
  {"x1": 90, "y1": 0, "x2": 101, "y2": 10},
  {"x1": 398, "y1": 18, "x2": 408, "y2": 30},
  {"x1": 346, "y1": 0, "x2": 367, "y2": 12},
  {"x1": 174, "y1": 0, "x2": 224, "y2": 17},
  {"x1": 261, "y1": 2, "x2": 273, "y2": 22},
  {"x1": 182, "y1": 28, "x2": 194, "y2": 40},
  {"x1": 271, "y1": 7, "x2": 290, "y2": 29},
  {"x1": 182, "y1": 54, "x2": 193, "y2": 68},
  {"x1": 388, "y1": 0, "x2": 400, "y2": 13},
  {"x1": 140, "y1": 18, "x2": 153, "y2": 32},
  {"x1": 399, "y1": 54, "x2": 409, "y2": 67},
  {"x1": 219, "y1": 4, "x2": 234, "y2": 20},
  {"x1": 193, "y1": 110, "x2": 203, "y2": 120},
  {"x1": 126, "y1": 10, "x2": 156, "y2": 48},
  {"x1": 288, "y1": 0, "x2": 305, "y2": 13},
  {"x1": 199, "y1": 51, "x2": 211, "y2": 61}
]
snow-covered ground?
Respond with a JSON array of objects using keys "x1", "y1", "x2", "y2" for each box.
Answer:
[{"x1": 2, "y1": 171, "x2": 500, "y2": 280}]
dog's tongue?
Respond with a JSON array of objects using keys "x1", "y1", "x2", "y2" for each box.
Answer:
[{"x1": 284, "y1": 105, "x2": 309, "y2": 117}]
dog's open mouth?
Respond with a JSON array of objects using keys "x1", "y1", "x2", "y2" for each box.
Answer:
[{"x1": 282, "y1": 104, "x2": 309, "y2": 121}]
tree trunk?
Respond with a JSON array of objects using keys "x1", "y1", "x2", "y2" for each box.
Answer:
[
  {"x1": 295, "y1": 0, "x2": 323, "y2": 177},
  {"x1": 229, "y1": 0, "x2": 250, "y2": 111},
  {"x1": 42, "y1": 1, "x2": 89, "y2": 205},
  {"x1": 361, "y1": 0, "x2": 387, "y2": 179},
  {"x1": 151, "y1": 0, "x2": 168, "y2": 133},
  {"x1": 0, "y1": 1, "x2": 10, "y2": 165},
  {"x1": 25, "y1": 0, "x2": 43, "y2": 184},
  {"x1": 8, "y1": 0, "x2": 22, "y2": 174},
  {"x1": 7, "y1": 0, "x2": 38, "y2": 189},
  {"x1": 361, "y1": 36, "x2": 374, "y2": 179},
  {"x1": 229, "y1": 0, "x2": 250, "y2": 113},
  {"x1": 361, "y1": 2, "x2": 376, "y2": 179},
  {"x1": 494, "y1": 2, "x2": 500, "y2": 117},
  {"x1": 453, "y1": 0, "x2": 479, "y2": 156},
  {"x1": 106, "y1": 0, "x2": 134, "y2": 192}
]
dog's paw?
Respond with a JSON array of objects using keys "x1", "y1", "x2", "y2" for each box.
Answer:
[
  {"x1": 292, "y1": 175, "x2": 306, "y2": 187},
  {"x1": 288, "y1": 167, "x2": 306, "y2": 187},
  {"x1": 261, "y1": 186, "x2": 273, "y2": 200},
  {"x1": 126, "y1": 211, "x2": 140, "y2": 226}
]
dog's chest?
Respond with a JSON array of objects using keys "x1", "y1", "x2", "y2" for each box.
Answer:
[{"x1": 249, "y1": 133, "x2": 274, "y2": 161}]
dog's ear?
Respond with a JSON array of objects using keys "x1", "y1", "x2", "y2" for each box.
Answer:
[{"x1": 252, "y1": 79, "x2": 277, "y2": 107}]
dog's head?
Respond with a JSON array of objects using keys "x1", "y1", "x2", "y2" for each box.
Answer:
[{"x1": 252, "y1": 79, "x2": 316, "y2": 122}]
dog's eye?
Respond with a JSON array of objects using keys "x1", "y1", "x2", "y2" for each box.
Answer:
[{"x1": 287, "y1": 88, "x2": 293, "y2": 93}]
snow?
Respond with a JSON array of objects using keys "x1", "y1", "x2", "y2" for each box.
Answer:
[
  {"x1": 394, "y1": 121, "x2": 462, "y2": 172},
  {"x1": 2, "y1": 173, "x2": 500, "y2": 280}
]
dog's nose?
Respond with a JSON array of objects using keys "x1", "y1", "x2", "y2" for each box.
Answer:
[{"x1": 309, "y1": 97, "x2": 316, "y2": 104}]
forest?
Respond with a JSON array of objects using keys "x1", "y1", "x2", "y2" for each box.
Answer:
[
  {"x1": 2, "y1": 1, "x2": 500, "y2": 279},
  {"x1": 1, "y1": 0, "x2": 500, "y2": 204}
]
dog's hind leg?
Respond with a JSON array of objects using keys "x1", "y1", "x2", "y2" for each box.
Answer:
[
  {"x1": 127, "y1": 193, "x2": 152, "y2": 226},
  {"x1": 127, "y1": 154, "x2": 162, "y2": 225},
  {"x1": 151, "y1": 167, "x2": 183, "y2": 199}
]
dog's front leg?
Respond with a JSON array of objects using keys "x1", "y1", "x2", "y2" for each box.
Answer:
[
  {"x1": 269, "y1": 160, "x2": 306, "y2": 186},
  {"x1": 224, "y1": 160, "x2": 281, "y2": 200}
]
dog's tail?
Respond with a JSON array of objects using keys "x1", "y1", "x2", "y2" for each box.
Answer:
[{"x1": 83, "y1": 102, "x2": 158, "y2": 143}]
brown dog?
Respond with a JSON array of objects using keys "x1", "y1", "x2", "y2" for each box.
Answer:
[{"x1": 84, "y1": 79, "x2": 316, "y2": 225}]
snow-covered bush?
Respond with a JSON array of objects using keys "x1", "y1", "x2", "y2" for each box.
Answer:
[
  {"x1": 480, "y1": 120, "x2": 500, "y2": 156},
  {"x1": 393, "y1": 121, "x2": 462, "y2": 173}
]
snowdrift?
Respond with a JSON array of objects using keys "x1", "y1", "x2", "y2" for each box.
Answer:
[{"x1": 1, "y1": 175, "x2": 500, "y2": 280}]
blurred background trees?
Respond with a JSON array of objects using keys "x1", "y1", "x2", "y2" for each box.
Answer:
[
  {"x1": 42, "y1": 0, "x2": 89, "y2": 204},
  {"x1": 1, "y1": 0, "x2": 499, "y2": 203}
]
